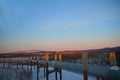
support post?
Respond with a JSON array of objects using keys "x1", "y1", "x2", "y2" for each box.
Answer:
[
  {"x1": 55, "y1": 69, "x2": 57, "y2": 80},
  {"x1": 30, "y1": 60, "x2": 32, "y2": 72},
  {"x1": 37, "y1": 60, "x2": 39, "y2": 80},
  {"x1": 59, "y1": 68, "x2": 62, "y2": 80},
  {"x1": 54, "y1": 54, "x2": 57, "y2": 61},
  {"x1": 54, "y1": 54, "x2": 58, "y2": 80},
  {"x1": 46, "y1": 62, "x2": 49, "y2": 80},
  {"x1": 59, "y1": 54, "x2": 62, "y2": 80},
  {"x1": 45, "y1": 54, "x2": 49, "y2": 80},
  {"x1": 83, "y1": 70, "x2": 88, "y2": 80},
  {"x1": 110, "y1": 51, "x2": 116, "y2": 66},
  {"x1": 82, "y1": 52, "x2": 88, "y2": 80}
]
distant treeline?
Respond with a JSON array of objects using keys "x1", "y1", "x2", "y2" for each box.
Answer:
[{"x1": 0, "y1": 53, "x2": 37, "y2": 58}]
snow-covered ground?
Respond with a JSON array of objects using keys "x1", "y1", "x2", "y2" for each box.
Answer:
[
  {"x1": 24, "y1": 66, "x2": 96, "y2": 80},
  {"x1": 110, "y1": 66, "x2": 120, "y2": 71},
  {"x1": 0, "y1": 64, "x2": 96, "y2": 80}
]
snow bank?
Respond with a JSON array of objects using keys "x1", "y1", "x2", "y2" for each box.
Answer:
[{"x1": 110, "y1": 66, "x2": 120, "y2": 71}]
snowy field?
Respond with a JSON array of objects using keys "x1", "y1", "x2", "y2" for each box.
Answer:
[
  {"x1": 34, "y1": 67, "x2": 96, "y2": 80},
  {"x1": 0, "y1": 64, "x2": 96, "y2": 80}
]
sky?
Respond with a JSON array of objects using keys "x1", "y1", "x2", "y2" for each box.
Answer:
[{"x1": 0, "y1": 0, "x2": 120, "y2": 53}]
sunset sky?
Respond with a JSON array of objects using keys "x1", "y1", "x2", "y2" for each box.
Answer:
[{"x1": 0, "y1": 0, "x2": 120, "y2": 53}]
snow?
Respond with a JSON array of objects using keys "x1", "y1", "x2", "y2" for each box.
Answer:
[
  {"x1": 31, "y1": 67, "x2": 96, "y2": 80},
  {"x1": 110, "y1": 66, "x2": 120, "y2": 71},
  {"x1": 0, "y1": 64, "x2": 96, "y2": 80}
]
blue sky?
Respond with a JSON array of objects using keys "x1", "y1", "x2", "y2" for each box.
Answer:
[{"x1": 0, "y1": 0, "x2": 120, "y2": 52}]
